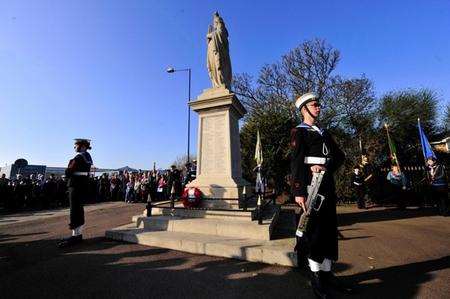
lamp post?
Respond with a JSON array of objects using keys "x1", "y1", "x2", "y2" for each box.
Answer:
[{"x1": 166, "y1": 67, "x2": 191, "y2": 164}]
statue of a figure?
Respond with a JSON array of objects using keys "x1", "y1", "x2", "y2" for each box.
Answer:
[{"x1": 207, "y1": 12, "x2": 232, "y2": 90}]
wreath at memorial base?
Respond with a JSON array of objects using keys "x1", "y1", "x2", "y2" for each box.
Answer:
[{"x1": 181, "y1": 187, "x2": 202, "y2": 208}]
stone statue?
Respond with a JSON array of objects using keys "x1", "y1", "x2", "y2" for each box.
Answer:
[{"x1": 207, "y1": 12, "x2": 232, "y2": 90}]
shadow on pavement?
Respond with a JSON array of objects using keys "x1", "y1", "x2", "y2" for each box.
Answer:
[
  {"x1": 1, "y1": 231, "x2": 448, "y2": 299},
  {"x1": 342, "y1": 256, "x2": 450, "y2": 299},
  {"x1": 0, "y1": 231, "x2": 49, "y2": 242},
  {"x1": 338, "y1": 208, "x2": 439, "y2": 227},
  {"x1": 0, "y1": 235, "x2": 314, "y2": 299}
]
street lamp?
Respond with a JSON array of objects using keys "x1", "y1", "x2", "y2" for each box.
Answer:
[{"x1": 166, "y1": 67, "x2": 192, "y2": 164}]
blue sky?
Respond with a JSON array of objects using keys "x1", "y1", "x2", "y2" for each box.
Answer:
[{"x1": 0, "y1": 0, "x2": 449, "y2": 169}]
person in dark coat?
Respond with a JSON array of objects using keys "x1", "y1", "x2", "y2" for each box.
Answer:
[
  {"x1": 167, "y1": 165, "x2": 182, "y2": 199},
  {"x1": 291, "y1": 92, "x2": 351, "y2": 297},
  {"x1": 426, "y1": 157, "x2": 448, "y2": 215},
  {"x1": 13, "y1": 174, "x2": 27, "y2": 210},
  {"x1": 57, "y1": 138, "x2": 93, "y2": 248},
  {"x1": 56, "y1": 176, "x2": 68, "y2": 207},
  {"x1": 360, "y1": 155, "x2": 376, "y2": 205},
  {"x1": 148, "y1": 170, "x2": 157, "y2": 202},
  {"x1": 98, "y1": 173, "x2": 110, "y2": 202},
  {"x1": 0, "y1": 174, "x2": 10, "y2": 208},
  {"x1": 42, "y1": 174, "x2": 57, "y2": 208},
  {"x1": 351, "y1": 166, "x2": 365, "y2": 209},
  {"x1": 110, "y1": 174, "x2": 120, "y2": 201}
]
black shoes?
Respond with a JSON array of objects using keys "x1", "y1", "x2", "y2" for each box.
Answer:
[
  {"x1": 310, "y1": 271, "x2": 332, "y2": 299},
  {"x1": 320, "y1": 271, "x2": 354, "y2": 295},
  {"x1": 57, "y1": 235, "x2": 83, "y2": 248},
  {"x1": 310, "y1": 271, "x2": 354, "y2": 298}
]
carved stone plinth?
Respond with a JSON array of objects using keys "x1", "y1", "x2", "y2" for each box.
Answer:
[{"x1": 188, "y1": 87, "x2": 248, "y2": 200}]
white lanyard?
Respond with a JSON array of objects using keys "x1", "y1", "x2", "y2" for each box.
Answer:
[{"x1": 297, "y1": 123, "x2": 329, "y2": 156}]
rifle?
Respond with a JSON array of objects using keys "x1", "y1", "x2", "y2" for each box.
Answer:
[{"x1": 296, "y1": 170, "x2": 326, "y2": 237}]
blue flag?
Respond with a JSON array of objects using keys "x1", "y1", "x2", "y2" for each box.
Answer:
[{"x1": 418, "y1": 118, "x2": 436, "y2": 161}]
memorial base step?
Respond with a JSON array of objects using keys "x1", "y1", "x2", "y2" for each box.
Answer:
[
  {"x1": 132, "y1": 215, "x2": 275, "y2": 240},
  {"x1": 106, "y1": 225, "x2": 297, "y2": 267}
]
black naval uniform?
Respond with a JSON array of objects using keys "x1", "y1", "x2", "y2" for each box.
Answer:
[
  {"x1": 168, "y1": 168, "x2": 182, "y2": 198},
  {"x1": 291, "y1": 123, "x2": 345, "y2": 265},
  {"x1": 351, "y1": 171, "x2": 365, "y2": 209},
  {"x1": 65, "y1": 151, "x2": 93, "y2": 230}
]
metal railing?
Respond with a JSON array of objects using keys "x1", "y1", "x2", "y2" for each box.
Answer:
[{"x1": 145, "y1": 190, "x2": 277, "y2": 225}]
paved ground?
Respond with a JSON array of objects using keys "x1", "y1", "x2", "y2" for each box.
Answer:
[
  {"x1": 0, "y1": 202, "x2": 126, "y2": 226},
  {"x1": 0, "y1": 202, "x2": 449, "y2": 298}
]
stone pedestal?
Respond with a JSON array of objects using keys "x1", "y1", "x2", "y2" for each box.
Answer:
[{"x1": 188, "y1": 87, "x2": 248, "y2": 199}]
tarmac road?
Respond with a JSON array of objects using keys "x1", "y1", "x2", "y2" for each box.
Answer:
[{"x1": 0, "y1": 202, "x2": 449, "y2": 299}]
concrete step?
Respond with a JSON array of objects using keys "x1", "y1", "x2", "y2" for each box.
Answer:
[
  {"x1": 200, "y1": 199, "x2": 254, "y2": 209},
  {"x1": 133, "y1": 216, "x2": 273, "y2": 240},
  {"x1": 106, "y1": 224, "x2": 297, "y2": 267},
  {"x1": 133, "y1": 205, "x2": 280, "y2": 240},
  {"x1": 147, "y1": 207, "x2": 255, "y2": 222}
]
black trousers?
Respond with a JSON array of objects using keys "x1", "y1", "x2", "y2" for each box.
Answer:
[
  {"x1": 354, "y1": 186, "x2": 365, "y2": 208},
  {"x1": 295, "y1": 195, "x2": 338, "y2": 265},
  {"x1": 68, "y1": 186, "x2": 85, "y2": 229},
  {"x1": 431, "y1": 186, "x2": 449, "y2": 215}
]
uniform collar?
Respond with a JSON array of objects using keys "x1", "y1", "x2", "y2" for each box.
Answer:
[{"x1": 296, "y1": 122, "x2": 324, "y2": 135}]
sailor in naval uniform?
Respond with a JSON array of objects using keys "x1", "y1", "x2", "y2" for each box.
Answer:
[
  {"x1": 58, "y1": 138, "x2": 93, "y2": 248},
  {"x1": 291, "y1": 93, "x2": 351, "y2": 297}
]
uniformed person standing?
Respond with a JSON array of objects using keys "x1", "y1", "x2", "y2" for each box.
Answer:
[
  {"x1": 291, "y1": 93, "x2": 351, "y2": 298},
  {"x1": 57, "y1": 139, "x2": 93, "y2": 248},
  {"x1": 426, "y1": 157, "x2": 448, "y2": 215},
  {"x1": 360, "y1": 155, "x2": 375, "y2": 206},
  {"x1": 167, "y1": 165, "x2": 182, "y2": 199},
  {"x1": 351, "y1": 166, "x2": 365, "y2": 209}
]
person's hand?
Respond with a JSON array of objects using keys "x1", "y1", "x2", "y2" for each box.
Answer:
[
  {"x1": 310, "y1": 165, "x2": 326, "y2": 173},
  {"x1": 295, "y1": 196, "x2": 307, "y2": 212}
]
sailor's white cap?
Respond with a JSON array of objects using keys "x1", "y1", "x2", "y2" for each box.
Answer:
[
  {"x1": 74, "y1": 138, "x2": 92, "y2": 150},
  {"x1": 295, "y1": 92, "x2": 318, "y2": 109}
]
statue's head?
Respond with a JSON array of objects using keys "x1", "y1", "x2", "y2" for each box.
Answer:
[{"x1": 213, "y1": 11, "x2": 224, "y2": 28}]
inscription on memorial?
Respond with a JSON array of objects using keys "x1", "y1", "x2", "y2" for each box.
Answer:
[
  {"x1": 229, "y1": 112, "x2": 242, "y2": 178},
  {"x1": 201, "y1": 114, "x2": 226, "y2": 175}
]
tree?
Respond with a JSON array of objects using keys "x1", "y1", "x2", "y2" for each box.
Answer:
[
  {"x1": 329, "y1": 75, "x2": 376, "y2": 134},
  {"x1": 171, "y1": 154, "x2": 197, "y2": 170},
  {"x1": 282, "y1": 38, "x2": 340, "y2": 102},
  {"x1": 234, "y1": 38, "x2": 340, "y2": 121},
  {"x1": 378, "y1": 88, "x2": 440, "y2": 165},
  {"x1": 444, "y1": 104, "x2": 450, "y2": 134},
  {"x1": 240, "y1": 103, "x2": 296, "y2": 192}
]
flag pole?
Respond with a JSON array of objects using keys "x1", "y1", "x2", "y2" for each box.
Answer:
[
  {"x1": 359, "y1": 136, "x2": 363, "y2": 164},
  {"x1": 384, "y1": 123, "x2": 401, "y2": 171},
  {"x1": 418, "y1": 118, "x2": 430, "y2": 185},
  {"x1": 418, "y1": 118, "x2": 426, "y2": 165}
]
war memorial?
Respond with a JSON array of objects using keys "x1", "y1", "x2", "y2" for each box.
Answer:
[{"x1": 105, "y1": 12, "x2": 295, "y2": 267}]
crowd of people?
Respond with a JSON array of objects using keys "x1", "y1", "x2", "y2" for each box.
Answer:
[
  {"x1": 0, "y1": 162, "x2": 197, "y2": 212},
  {"x1": 0, "y1": 173, "x2": 67, "y2": 210},
  {"x1": 351, "y1": 155, "x2": 448, "y2": 214}
]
